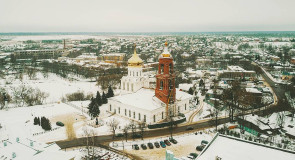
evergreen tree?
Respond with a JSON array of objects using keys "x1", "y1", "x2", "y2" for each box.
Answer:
[
  {"x1": 88, "y1": 97, "x2": 95, "y2": 117},
  {"x1": 40, "y1": 117, "x2": 51, "y2": 131},
  {"x1": 92, "y1": 101, "x2": 100, "y2": 117},
  {"x1": 188, "y1": 87, "x2": 194, "y2": 95},
  {"x1": 96, "y1": 91, "x2": 102, "y2": 106},
  {"x1": 34, "y1": 117, "x2": 38, "y2": 125},
  {"x1": 102, "y1": 91, "x2": 108, "y2": 104},
  {"x1": 37, "y1": 117, "x2": 40, "y2": 126},
  {"x1": 107, "y1": 86, "x2": 114, "y2": 98},
  {"x1": 88, "y1": 97, "x2": 100, "y2": 118}
]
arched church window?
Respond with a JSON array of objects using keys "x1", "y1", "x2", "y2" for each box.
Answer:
[
  {"x1": 127, "y1": 83, "x2": 129, "y2": 91},
  {"x1": 161, "y1": 64, "x2": 164, "y2": 74},
  {"x1": 138, "y1": 113, "x2": 141, "y2": 120},
  {"x1": 162, "y1": 112, "x2": 164, "y2": 119},
  {"x1": 160, "y1": 81, "x2": 163, "y2": 90},
  {"x1": 169, "y1": 63, "x2": 173, "y2": 74},
  {"x1": 153, "y1": 115, "x2": 156, "y2": 122}
]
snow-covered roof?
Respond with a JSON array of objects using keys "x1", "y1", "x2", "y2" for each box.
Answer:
[
  {"x1": 110, "y1": 88, "x2": 162, "y2": 111},
  {"x1": 110, "y1": 88, "x2": 192, "y2": 111},
  {"x1": 246, "y1": 88, "x2": 262, "y2": 94},
  {"x1": 197, "y1": 134, "x2": 295, "y2": 160},
  {"x1": 179, "y1": 83, "x2": 193, "y2": 91},
  {"x1": 0, "y1": 139, "x2": 75, "y2": 160}
]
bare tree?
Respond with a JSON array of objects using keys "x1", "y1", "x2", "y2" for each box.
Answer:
[
  {"x1": 276, "y1": 112, "x2": 285, "y2": 128},
  {"x1": 108, "y1": 118, "x2": 120, "y2": 144},
  {"x1": 0, "y1": 88, "x2": 11, "y2": 110},
  {"x1": 129, "y1": 120, "x2": 137, "y2": 141},
  {"x1": 138, "y1": 121, "x2": 146, "y2": 140},
  {"x1": 123, "y1": 124, "x2": 130, "y2": 142},
  {"x1": 82, "y1": 127, "x2": 96, "y2": 159}
]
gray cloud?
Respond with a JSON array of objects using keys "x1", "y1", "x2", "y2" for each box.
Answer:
[{"x1": 1, "y1": 0, "x2": 295, "y2": 32}]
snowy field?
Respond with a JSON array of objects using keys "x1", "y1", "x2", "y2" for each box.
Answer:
[
  {"x1": 0, "y1": 102, "x2": 84, "y2": 142},
  {"x1": 1, "y1": 72, "x2": 99, "y2": 103}
]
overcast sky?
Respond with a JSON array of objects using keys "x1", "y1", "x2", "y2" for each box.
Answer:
[{"x1": 1, "y1": 0, "x2": 295, "y2": 32}]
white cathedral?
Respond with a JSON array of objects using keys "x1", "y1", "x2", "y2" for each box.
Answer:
[{"x1": 104, "y1": 43, "x2": 193, "y2": 125}]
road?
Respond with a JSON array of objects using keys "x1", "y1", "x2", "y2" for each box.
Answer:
[
  {"x1": 253, "y1": 62, "x2": 290, "y2": 113},
  {"x1": 55, "y1": 117, "x2": 230, "y2": 149}
]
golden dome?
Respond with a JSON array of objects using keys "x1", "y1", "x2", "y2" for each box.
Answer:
[
  {"x1": 160, "y1": 41, "x2": 172, "y2": 58},
  {"x1": 128, "y1": 44, "x2": 143, "y2": 67}
]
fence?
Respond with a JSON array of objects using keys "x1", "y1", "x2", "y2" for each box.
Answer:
[{"x1": 32, "y1": 126, "x2": 61, "y2": 136}]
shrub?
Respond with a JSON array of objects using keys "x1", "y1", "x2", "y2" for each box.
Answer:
[{"x1": 41, "y1": 116, "x2": 51, "y2": 131}]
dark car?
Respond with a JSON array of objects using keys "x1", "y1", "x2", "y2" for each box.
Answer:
[
  {"x1": 169, "y1": 138, "x2": 178, "y2": 144},
  {"x1": 147, "y1": 142, "x2": 154, "y2": 149},
  {"x1": 201, "y1": 140, "x2": 209, "y2": 145},
  {"x1": 160, "y1": 141, "x2": 166, "y2": 148},
  {"x1": 154, "y1": 142, "x2": 160, "y2": 148},
  {"x1": 132, "y1": 134, "x2": 142, "y2": 139},
  {"x1": 141, "y1": 144, "x2": 147, "y2": 150},
  {"x1": 115, "y1": 133, "x2": 124, "y2": 137},
  {"x1": 56, "y1": 121, "x2": 64, "y2": 127},
  {"x1": 132, "y1": 144, "x2": 139, "y2": 150},
  {"x1": 196, "y1": 145, "x2": 204, "y2": 151},
  {"x1": 186, "y1": 126, "x2": 193, "y2": 131},
  {"x1": 164, "y1": 139, "x2": 171, "y2": 146},
  {"x1": 189, "y1": 153, "x2": 198, "y2": 159}
]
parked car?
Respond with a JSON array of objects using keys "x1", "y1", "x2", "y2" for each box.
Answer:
[
  {"x1": 132, "y1": 133, "x2": 142, "y2": 139},
  {"x1": 132, "y1": 144, "x2": 139, "y2": 150},
  {"x1": 186, "y1": 126, "x2": 193, "y2": 131},
  {"x1": 56, "y1": 121, "x2": 64, "y2": 127},
  {"x1": 189, "y1": 153, "x2": 198, "y2": 159},
  {"x1": 164, "y1": 139, "x2": 171, "y2": 146},
  {"x1": 196, "y1": 145, "x2": 204, "y2": 151},
  {"x1": 169, "y1": 138, "x2": 178, "y2": 144},
  {"x1": 160, "y1": 141, "x2": 166, "y2": 148},
  {"x1": 147, "y1": 142, "x2": 154, "y2": 149},
  {"x1": 201, "y1": 140, "x2": 209, "y2": 145},
  {"x1": 154, "y1": 142, "x2": 160, "y2": 148},
  {"x1": 141, "y1": 144, "x2": 147, "y2": 150},
  {"x1": 115, "y1": 133, "x2": 124, "y2": 137}
]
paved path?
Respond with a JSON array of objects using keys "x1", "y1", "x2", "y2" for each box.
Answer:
[{"x1": 187, "y1": 97, "x2": 204, "y2": 124}]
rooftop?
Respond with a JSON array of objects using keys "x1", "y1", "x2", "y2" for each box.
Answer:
[
  {"x1": 110, "y1": 88, "x2": 193, "y2": 111},
  {"x1": 197, "y1": 134, "x2": 295, "y2": 160}
]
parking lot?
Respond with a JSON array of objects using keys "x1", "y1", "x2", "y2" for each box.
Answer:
[{"x1": 111, "y1": 130, "x2": 215, "y2": 160}]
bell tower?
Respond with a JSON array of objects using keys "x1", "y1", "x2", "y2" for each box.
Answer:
[{"x1": 155, "y1": 42, "x2": 176, "y2": 118}]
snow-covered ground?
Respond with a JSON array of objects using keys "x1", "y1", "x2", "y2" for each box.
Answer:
[
  {"x1": 0, "y1": 102, "x2": 84, "y2": 142},
  {"x1": 65, "y1": 146, "x2": 130, "y2": 160},
  {"x1": 1, "y1": 72, "x2": 99, "y2": 103}
]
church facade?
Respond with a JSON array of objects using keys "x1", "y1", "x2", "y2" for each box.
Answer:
[{"x1": 105, "y1": 43, "x2": 193, "y2": 124}]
